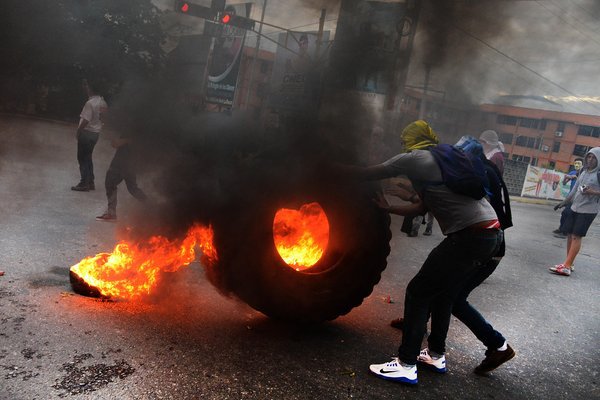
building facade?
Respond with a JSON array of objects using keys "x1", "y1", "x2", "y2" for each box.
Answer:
[
  {"x1": 479, "y1": 103, "x2": 600, "y2": 172},
  {"x1": 397, "y1": 88, "x2": 600, "y2": 172}
]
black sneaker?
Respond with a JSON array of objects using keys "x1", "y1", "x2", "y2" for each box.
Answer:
[
  {"x1": 552, "y1": 229, "x2": 561, "y2": 234},
  {"x1": 95, "y1": 212, "x2": 117, "y2": 222},
  {"x1": 71, "y1": 184, "x2": 89, "y2": 192},
  {"x1": 474, "y1": 344, "x2": 515, "y2": 375}
]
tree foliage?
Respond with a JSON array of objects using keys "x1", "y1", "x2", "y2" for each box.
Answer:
[{"x1": 0, "y1": 0, "x2": 166, "y2": 118}]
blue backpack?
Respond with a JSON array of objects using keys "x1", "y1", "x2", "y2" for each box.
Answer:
[{"x1": 428, "y1": 144, "x2": 487, "y2": 200}]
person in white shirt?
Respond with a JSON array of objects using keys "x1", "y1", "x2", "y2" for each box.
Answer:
[{"x1": 71, "y1": 80, "x2": 108, "y2": 192}]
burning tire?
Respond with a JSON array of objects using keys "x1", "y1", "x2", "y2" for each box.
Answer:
[{"x1": 208, "y1": 180, "x2": 391, "y2": 323}]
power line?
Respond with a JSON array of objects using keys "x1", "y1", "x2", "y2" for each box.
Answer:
[
  {"x1": 245, "y1": 18, "x2": 338, "y2": 39},
  {"x1": 453, "y1": 24, "x2": 600, "y2": 113},
  {"x1": 567, "y1": 0, "x2": 600, "y2": 25},
  {"x1": 536, "y1": 0, "x2": 600, "y2": 48}
]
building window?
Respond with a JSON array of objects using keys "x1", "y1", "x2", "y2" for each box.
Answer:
[
  {"x1": 497, "y1": 115, "x2": 518, "y2": 125},
  {"x1": 553, "y1": 141, "x2": 561, "y2": 153},
  {"x1": 577, "y1": 125, "x2": 600, "y2": 138},
  {"x1": 548, "y1": 161, "x2": 556, "y2": 169},
  {"x1": 531, "y1": 157, "x2": 538, "y2": 166},
  {"x1": 512, "y1": 154, "x2": 530, "y2": 163},
  {"x1": 515, "y1": 135, "x2": 541, "y2": 149},
  {"x1": 260, "y1": 60, "x2": 270, "y2": 74},
  {"x1": 573, "y1": 144, "x2": 592, "y2": 157},
  {"x1": 539, "y1": 119, "x2": 547, "y2": 130},
  {"x1": 498, "y1": 132, "x2": 513, "y2": 144},
  {"x1": 519, "y1": 118, "x2": 539, "y2": 129},
  {"x1": 515, "y1": 136, "x2": 527, "y2": 147}
]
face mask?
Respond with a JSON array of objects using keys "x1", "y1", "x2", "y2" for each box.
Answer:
[{"x1": 574, "y1": 161, "x2": 583, "y2": 171}]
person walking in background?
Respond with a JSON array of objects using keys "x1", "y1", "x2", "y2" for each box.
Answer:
[
  {"x1": 550, "y1": 148, "x2": 600, "y2": 276},
  {"x1": 95, "y1": 132, "x2": 147, "y2": 222},
  {"x1": 72, "y1": 80, "x2": 108, "y2": 192},
  {"x1": 479, "y1": 130, "x2": 505, "y2": 174},
  {"x1": 553, "y1": 158, "x2": 584, "y2": 238}
]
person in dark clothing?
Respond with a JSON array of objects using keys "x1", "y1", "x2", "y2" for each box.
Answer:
[
  {"x1": 389, "y1": 136, "x2": 515, "y2": 375},
  {"x1": 343, "y1": 121, "x2": 501, "y2": 386},
  {"x1": 95, "y1": 134, "x2": 147, "y2": 221},
  {"x1": 452, "y1": 136, "x2": 515, "y2": 374}
]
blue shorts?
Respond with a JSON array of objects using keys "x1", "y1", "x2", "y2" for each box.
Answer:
[{"x1": 563, "y1": 211, "x2": 597, "y2": 237}]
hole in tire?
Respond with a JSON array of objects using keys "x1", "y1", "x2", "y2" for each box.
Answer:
[{"x1": 273, "y1": 202, "x2": 330, "y2": 271}]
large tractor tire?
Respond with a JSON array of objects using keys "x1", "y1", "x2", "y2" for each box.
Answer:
[{"x1": 207, "y1": 178, "x2": 391, "y2": 323}]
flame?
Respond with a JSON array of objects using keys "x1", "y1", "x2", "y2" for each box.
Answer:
[
  {"x1": 70, "y1": 224, "x2": 217, "y2": 299},
  {"x1": 273, "y1": 202, "x2": 330, "y2": 271}
]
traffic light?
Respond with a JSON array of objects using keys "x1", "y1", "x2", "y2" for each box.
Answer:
[
  {"x1": 217, "y1": 10, "x2": 255, "y2": 30},
  {"x1": 174, "y1": 1, "x2": 217, "y2": 20},
  {"x1": 220, "y1": 11, "x2": 232, "y2": 24}
]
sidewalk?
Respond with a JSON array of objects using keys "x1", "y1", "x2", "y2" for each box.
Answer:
[{"x1": 510, "y1": 195, "x2": 560, "y2": 206}]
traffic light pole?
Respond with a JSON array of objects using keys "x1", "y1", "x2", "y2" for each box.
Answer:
[{"x1": 243, "y1": 0, "x2": 267, "y2": 110}]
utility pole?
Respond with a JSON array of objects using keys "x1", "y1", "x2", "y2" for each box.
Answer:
[
  {"x1": 243, "y1": 0, "x2": 268, "y2": 111},
  {"x1": 316, "y1": 9, "x2": 326, "y2": 57},
  {"x1": 418, "y1": 63, "x2": 431, "y2": 120}
]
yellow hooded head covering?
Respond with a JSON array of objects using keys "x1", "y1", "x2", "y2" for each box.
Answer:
[{"x1": 401, "y1": 120, "x2": 440, "y2": 151}]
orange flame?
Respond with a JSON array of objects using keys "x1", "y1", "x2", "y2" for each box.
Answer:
[
  {"x1": 273, "y1": 202, "x2": 329, "y2": 271},
  {"x1": 70, "y1": 224, "x2": 217, "y2": 299}
]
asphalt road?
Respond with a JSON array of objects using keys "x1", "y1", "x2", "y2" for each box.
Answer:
[{"x1": 1, "y1": 115, "x2": 599, "y2": 400}]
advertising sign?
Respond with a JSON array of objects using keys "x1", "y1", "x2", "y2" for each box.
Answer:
[
  {"x1": 205, "y1": 3, "x2": 251, "y2": 106},
  {"x1": 521, "y1": 165, "x2": 572, "y2": 200},
  {"x1": 331, "y1": 0, "x2": 414, "y2": 94},
  {"x1": 269, "y1": 30, "x2": 330, "y2": 112}
]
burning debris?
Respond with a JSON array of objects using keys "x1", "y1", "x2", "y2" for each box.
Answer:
[{"x1": 69, "y1": 224, "x2": 216, "y2": 300}]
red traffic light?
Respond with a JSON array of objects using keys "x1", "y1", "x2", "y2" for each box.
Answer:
[
  {"x1": 180, "y1": 2, "x2": 189, "y2": 12},
  {"x1": 220, "y1": 12, "x2": 231, "y2": 24}
]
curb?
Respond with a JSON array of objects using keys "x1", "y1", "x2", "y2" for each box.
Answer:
[{"x1": 511, "y1": 196, "x2": 560, "y2": 206}]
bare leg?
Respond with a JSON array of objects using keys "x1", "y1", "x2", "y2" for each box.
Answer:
[{"x1": 563, "y1": 235, "x2": 582, "y2": 268}]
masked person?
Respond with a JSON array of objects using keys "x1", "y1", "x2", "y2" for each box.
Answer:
[
  {"x1": 389, "y1": 136, "x2": 515, "y2": 376},
  {"x1": 553, "y1": 158, "x2": 584, "y2": 238},
  {"x1": 479, "y1": 130, "x2": 505, "y2": 175},
  {"x1": 452, "y1": 136, "x2": 515, "y2": 374},
  {"x1": 342, "y1": 120, "x2": 501, "y2": 385},
  {"x1": 550, "y1": 148, "x2": 600, "y2": 276}
]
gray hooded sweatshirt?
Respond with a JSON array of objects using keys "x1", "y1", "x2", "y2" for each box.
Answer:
[{"x1": 565, "y1": 146, "x2": 600, "y2": 214}]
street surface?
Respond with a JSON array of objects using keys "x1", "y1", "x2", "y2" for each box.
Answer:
[{"x1": 1, "y1": 115, "x2": 599, "y2": 399}]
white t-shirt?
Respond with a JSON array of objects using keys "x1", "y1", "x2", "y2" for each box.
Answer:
[{"x1": 79, "y1": 95, "x2": 108, "y2": 133}]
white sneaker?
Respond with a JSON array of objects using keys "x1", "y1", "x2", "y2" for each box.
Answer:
[
  {"x1": 417, "y1": 348, "x2": 447, "y2": 373},
  {"x1": 369, "y1": 358, "x2": 418, "y2": 385}
]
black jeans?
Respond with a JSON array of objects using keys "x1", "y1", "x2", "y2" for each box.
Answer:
[
  {"x1": 77, "y1": 130, "x2": 99, "y2": 185},
  {"x1": 105, "y1": 147, "x2": 147, "y2": 215},
  {"x1": 452, "y1": 257, "x2": 506, "y2": 350},
  {"x1": 398, "y1": 228, "x2": 501, "y2": 365}
]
